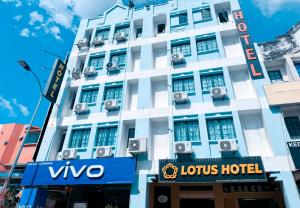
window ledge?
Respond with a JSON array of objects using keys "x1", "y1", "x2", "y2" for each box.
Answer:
[
  {"x1": 171, "y1": 22, "x2": 189, "y2": 28},
  {"x1": 194, "y1": 18, "x2": 213, "y2": 24},
  {"x1": 87, "y1": 103, "x2": 97, "y2": 107},
  {"x1": 197, "y1": 49, "x2": 219, "y2": 55},
  {"x1": 208, "y1": 139, "x2": 237, "y2": 144}
]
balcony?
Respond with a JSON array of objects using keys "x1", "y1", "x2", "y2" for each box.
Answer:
[{"x1": 264, "y1": 81, "x2": 300, "y2": 106}]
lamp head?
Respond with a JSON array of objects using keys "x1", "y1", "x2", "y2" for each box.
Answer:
[{"x1": 18, "y1": 60, "x2": 31, "y2": 71}]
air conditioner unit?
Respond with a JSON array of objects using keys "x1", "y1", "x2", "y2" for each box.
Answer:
[
  {"x1": 106, "y1": 62, "x2": 119, "y2": 72},
  {"x1": 174, "y1": 141, "x2": 193, "y2": 154},
  {"x1": 128, "y1": 138, "x2": 147, "y2": 154},
  {"x1": 92, "y1": 36, "x2": 104, "y2": 46},
  {"x1": 72, "y1": 68, "x2": 81, "y2": 80},
  {"x1": 74, "y1": 103, "x2": 89, "y2": 114},
  {"x1": 171, "y1": 53, "x2": 185, "y2": 64},
  {"x1": 210, "y1": 87, "x2": 227, "y2": 100},
  {"x1": 104, "y1": 99, "x2": 119, "y2": 111},
  {"x1": 173, "y1": 92, "x2": 188, "y2": 104},
  {"x1": 218, "y1": 140, "x2": 238, "y2": 152},
  {"x1": 77, "y1": 38, "x2": 89, "y2": 49},
  {"x1": 96, "y1": 146, "x2": 112, "y2": 158},
  {"x1": 62, "y1": 149, "x2": 77, "y2": 160},
  {"x1": 83, "y1": 66, "x2": 97, "y2": 77},
  {"x1": 115, "y1": 32, "x2": 128, "y2": 42}
]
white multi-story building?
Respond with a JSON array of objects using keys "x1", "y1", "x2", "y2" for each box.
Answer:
[{"x1": 19, "y1": 1, "x2": 300, "y2": 208}]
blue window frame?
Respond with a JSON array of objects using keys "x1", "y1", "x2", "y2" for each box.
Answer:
[
  {"x1": 171, "y1": 43, "x2": 191, "y2": 56},
  {"x1": 104, "y1": 86, "x2": 123, "y2": 100},
  {"x1": 201, "y1": 73, "x2": 225, "y2": 91},
  {"x1": 115, "y1": 26, "x2": 129, "y2": 35},
  {"x1": 174, "y1": 120, "x2": 200, "y2": 142},
  {"x1": 95, "y1": 126, "x2": 118, "y2": 146},
  {"x1": 207, "y1": 118, "x2": 236, "y2": 141},
  {"x1": 171, "y1": 12, "x2": 188, "y2": 26},
  {"x1": 111, "y1": 53, "x2": 126, "y2": 66},
  {"x1": 96, "y1": 29, "x2": 110, "y2": 40},
  {"x1": 173, "y1": 77, "x2": 195, "y2": 93},
  {"x1": 294, "y1": 62, "x2": 300, "y2": 76},
  {"x1": 197, "y1": 37, "x2": 218, "y2": 54},
  {"x1": 89, "y1": 56, "x2": 104, "y2": 69},
  {"x1": 284, "y1": 117, "x2": 300, "y2": 139},
  {"x1": 136, "y1": 28, "x2": 142, "y2": 38},
  {"x1": 193, "y1": 8, "x2": 212, "y2": 22},
  {"x1": 69, "y1": 129, "x2": 90, "y2": 148},
  {"x1": 268, "y1": 70, "x2": 283, "y2": 83},
  {"x1": 80, "y1": 88, "x2": 98, "y2": 104}
]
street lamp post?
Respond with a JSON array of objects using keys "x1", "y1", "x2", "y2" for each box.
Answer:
[{"x1": 1, "y1": 60, "x2": 43, "y2": 194}]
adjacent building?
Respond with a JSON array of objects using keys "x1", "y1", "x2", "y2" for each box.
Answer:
[
  {"x1": 0, "y1": 124, "x2": 40, "y2": 190},
  {"x1": 19, "y1": 0, "x2": 300, "y2": 208}
]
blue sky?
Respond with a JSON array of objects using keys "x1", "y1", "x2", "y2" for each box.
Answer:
[{"x1": 0, "y1": 0, "x2": 300, "y2": 127}]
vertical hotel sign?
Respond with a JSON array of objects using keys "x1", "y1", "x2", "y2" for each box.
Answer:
[
  {"x1": 44, "y1": 59, "x2": 66, "y2": 103},
  {"x1": 233, "y1": 10, "x2": 264, "y2": 79}
]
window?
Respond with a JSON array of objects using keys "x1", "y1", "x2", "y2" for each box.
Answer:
[
  {"x1": 24, "y1": 132, "x2": 39, "y2": 144},
  {"x1": 197, "y1": 37, "x2": 218, "y2": 53},
  {"x1": 201, "y1": 73, "x2": 225, "y2": 91},
  {"x1": 96, "y1": 29, "x2": 110, "y2": 40},
  {"x1": 193, "y1": 8, "x2": 212, "y2": 22},
  {"x1": 80, "y1": 88, "x2": 98, "y2": 104},
  {"x1": 127, "y1": 128, "x2": 135, "y2": 147},
  {"x1": 136, "y1": 28, "x2": 142, "y2": 38},
  {"x1": 294, "y1": 62, "x2": 300, "y2": 76},
  {"x1": 69, "y1": 129, "x2": 90, "y2": 148},
  {"x1": 218, "y1": 10, "x2": 229, "y2": 23},
  {"x1": 89, "y1": 56, "x2": 104, "y2": 69},
  {"x1": 284, "y1": 117, "x2": 300, "y2": 139},
  {"x1": 104, "y1": 86, "x2": 123, "y2": 101},
  {"x1": 268, "y1": 70, "x2": 283, "y2": 83},
  {"x1": 171, "y1": 43, "x2": 191, "y2": 56},
  {"x1": 95, "y1": 126, "x2": 117, "y2": 146},
  {"x1": 111, "y1": 53, "x2": 126, "y2": 66},
  {"x1": 157, "y1": 24, "x2": 166, "y2": 34},
  {"x1": 115, "y1": 26, "x2": 129, "y2": 35},
  {"x1": 207, "y1": 118, "x2": 236, "y2": 140},
  {"x1": 174, "y1": 120, "x2": 200, "y2": 142},
  {"x1": 171, "y1": 12, "x2": 188, "y2": 26},
  {"x1": 173, "y1": 77, "x2": 195, "y2": 93}
]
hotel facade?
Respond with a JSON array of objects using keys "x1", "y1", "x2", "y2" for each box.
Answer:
[{"x1": 19, "y1": 0, "x2": 300, "y2": 207}]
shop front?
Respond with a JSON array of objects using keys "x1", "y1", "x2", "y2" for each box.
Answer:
[
  {"x1": 151, "y1": 157, "x2": 286, "y2": 208},
  {"x1": 19, "y1": 157, "x2": 136, "y2": 208}
]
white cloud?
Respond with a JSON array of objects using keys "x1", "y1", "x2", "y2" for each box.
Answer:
[
  {"x1": 20, "y1": 28, "x2": 30, "y2": 37},
  {"x1": 253, "y1": 0, "x2": 300, "y2": 17},
  {"x1": 29, "y1": 11, "x2": 44, "y2": 25},
  {"x1": 44, "y1": 26, "x2": 62, "y2": 40},
  {"x1": 0, "y1": 96, "x2": 17, "y2": 117},
  {"x1": 12, "y1": 98, "x2": 30, "y2": 116},
  {"x1": 14, "y1": 15, "x2": 22, "y2": 21}
]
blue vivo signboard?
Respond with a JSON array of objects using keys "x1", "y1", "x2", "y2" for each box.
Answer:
[{"x1": 21, "y1": 157, "x2": 136, "y2": 186}]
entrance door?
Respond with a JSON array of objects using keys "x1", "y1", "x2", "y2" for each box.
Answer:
[
  {"x1": 238, "y1": 199, "x2": 279, "y2": 208},
  {"x1": 180, "y1": 199, "x2": 215, "y2": 208}
]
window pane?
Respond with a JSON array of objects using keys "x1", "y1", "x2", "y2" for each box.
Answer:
[
  {"x1": 268, "y1": 70, "x2": 283, "y2": 83},
  {"x1": 111, "y1": 53, "x2": 126, "y2": 65},
  {"x1": 197, "y1": 37, "x2": 218, "y2": 53},
  {"x1": 202, "y1": 9, "x2": 211, "y2": 20},
  {"x1": 193, "y1": 11, "x2": 203, "y2": 22},
  {"x1": 136, "y1": 28, "x2": 142, "y2": 38},
  {"x1": 171, "y1": 16, "x2": 179, "y2": 26},
  {"x1": 171, "y1": 43, "x2": 191, "y2": 56},
  {"x1": 104, "y1": 86, "x2": 123, "y2": 100},
  {"x1": 285, "y1": 117, "x2": 300, "y2": 139},
  {"x1": 201, "y1": 73, "x2": 224, "y2": 91},
  {"x1": 115, "y1": 26, "x2": 129, "y2": 34},
  {"x1": 96, "y1": 29, "x2": 110, "y2": 40},
  {"x1": 81, "y1": 89, "x2": 98, "y2": 103},
  {"x1": 69, "y1": 129, "x2": 90, "y2": 148},
  {"x1": 295, "y1": 63, "x2": 300, "y2": 76},
  {"x1": 173, "y1": 77, "x2": 195, "y2": 93},
  {"x1": 89, "y1": 56, "x2": 104, "y2": 69},
  {"x1": 95, "y1": 127, "x2": 117, "y2": 146},
  {"x1": 207, "y1": 118, "x2": 235, "y2": 140},
  {"x1": 174, "y1": 121, "x2": 200, "y2": 142},
  {"x1": 179, "y1": 13, "x2": 188, "y2": 24}
]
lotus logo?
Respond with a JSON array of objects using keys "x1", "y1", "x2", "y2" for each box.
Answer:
[{"x1": 162, "y1": 163, "x2": 178, "y2": 180}]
